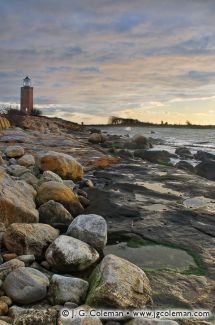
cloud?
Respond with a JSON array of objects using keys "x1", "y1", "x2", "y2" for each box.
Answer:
[{"x1": 0, "y1": 0, "x2": 215, "y2": 124}]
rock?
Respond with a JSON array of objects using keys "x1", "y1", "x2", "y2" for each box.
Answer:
[
  {"x1": 2, "y1": 253, "x2": 17, "y2": 262},
  {"x1": 0, "y1": 117, "x2": 10, "y2": 130},
  {"x1": 0, "y1": 296, "x2": 12, "y2": 307},
  {"x1": 67, "y1": 214, "x2": 107, "y2": 251},
  {"x1": 17, "y1": 154, "x2": 35, "y2": 167},
  {"x1": 125, "y1": 134, "x2": 152, "y2": 149},
  {"x1": 125, "y1": 320, "x2": 179, "y2": 325},
  {"x1": 38, "y1": 170, "x2": 63, "y2": 185},
  {"x1": 3, "y1": 223, "x2": 59, "y2": 259},
  {"x1": 0, "y1": 302, "x2": 8, "y2": 316},
  {"x1": 5, "y1": 146, "x2": 24, "y2": 158},
  {"x1": 63, "y1": 179, "x2": 76, "y2": 190},
  {"x1": 19, "y1": 172, "x2": 38, "y2": 189},
  {"x1": 17, "y1": 255, "x2": 35, "y2": 266},
  {"x1": 48, "y1": 274, "x2": 89, "y2": 305},
  {"x1": 0, "y1": 172, "x2": 38, "y2": 225},
  {"x1": 38, "y1": 200, "x2": 73, "y2": 229},
  {"x1": 64, "y1": 302, "x2": 78, "y2": 309},
  {"x1": 78, "y1": 195, "x2": 90, "y2": 208},
  {"x1": 134, "y1": 150, "x2": 172, "y2": 164},
  {"x1": 175, "y1": 161, "x2": 195, "y2": 173},
  {"x1": 195, "y1": 160, "x2": 215, "y2": 180},
  {"x1": 194, "y1": 150, "x2": 215, "y2": 161},
  {"x1": 88, "y1": 133, "x2": 107, "y2": 144},
  {"x1": 117, "y1": 149, "x2": 133, "y2": 159},
  {"x1": 0, "y1": 318, "x2": 12, "y2": 324},
  {"x1": 0, "y1": 157, "x2": 4, "y2": 166},
  {"x1": 38, "y1": 151, "x2": 83, "y2": 181},
  {"x1": 86, "y1": 156, "x2": 121, "y2": 169},
  {"x1": 36, "y1": 181, "x2": 84, "y2": 216},
  {"x1": 12, "y1": 307, "x2": 58, "y2": 325},
  {"x1": 0, "y1": 259, "x2": 25, "y2": 281},
  {"x1": 86, "y1": 254, "x2": 152, "y2": 308},
  {"x1": 175, "y1": 147, "x2": 192, "y2": 158},
  {"x1": 45, "y1": 235, "x2": 99, "y2": 272},
  {"x1": 78, "y1": 179, "x2": 94, "y2": 189},
  {"x1": 8, "y1": 158, "x2": 17, "y2": 165},
  {"x1": 3, "y1": 267, "x2": 49, "y2": 304},
  {"x1": 6, "y1": 165, "x2": 28, "y2": 177},
  {"x1": 60, "y1": 305, "x2": 102, "y2": 325}
]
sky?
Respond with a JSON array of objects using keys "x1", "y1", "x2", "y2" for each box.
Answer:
[{"x1": 1, "y1": 0, "x2": 215, "y2": 125}]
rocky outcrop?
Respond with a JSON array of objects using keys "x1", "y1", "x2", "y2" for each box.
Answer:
[
  {"x1": 125, "y1": 134, "x2": 152, "y2": 150},
  {"x1": 48, "y1": 274, "x2": 89, "y2": 305},
  {"x1": 86, "y1": 254, "x2": 152, "y2": 308},
  {"x1": 38, "y1": 151, "x2": 83, "y2": 181},
  {"x1": 195, "y1": 160, "x2": 215, "y2": 180},
  {"x1": 5, "y1": 146, "x2": 24, "y2": 158},
  {"x1": 3, "y1": 223, "x2": 59, "y2": 258},
  {"x1": 67, "y1": 214, "x2": 107, "y2": 251},
  {"x1": 0, "y1": 172, "x2": 38, "y2": 225},
  {"x1": 134, "y1": 150, "x2": 172, "y2": 164},
  {"x1": 39, "y1": 200, "x2": 73, "y2": 228},
  {"x1": 36, "y1": 181, "x2": 84, "y2": 216},
  {"x1": 45, "y1": 235, "x2": 99, "y2": 272},
  {"x1": 3, "y1": 267, "x2": 49, "y2": 304}
]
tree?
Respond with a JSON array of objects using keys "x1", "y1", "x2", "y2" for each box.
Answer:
[{"x1": 31, "y1": 108, "x2": 42, "y2": 116}]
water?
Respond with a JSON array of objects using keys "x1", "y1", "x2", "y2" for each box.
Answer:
[
  {"x1": 99, "y1": 126, "x2": 215, "y2": 155},
  {"x1": 104, "y1": 242, "x2": 196, "y2": 272}
]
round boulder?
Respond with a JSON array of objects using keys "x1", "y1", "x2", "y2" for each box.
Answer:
[
  {"x1": 88, "y1": 133, "x2": 107, "y2": 144},
  {"x1": 195, "y1": 160, "x2": 215, "y2": 180},
  {"x1": 17, "y1": 154, "x2": 35, "y2": 167},
  {"x1": 3, "y1": 267, "x2": 49, "y2": 304},
  {"x1": 38, "y1": 170, "x2": 63, "y2": 185},
  {"x1": 125, "y1": 134, "x2": 152, "y2": 150},
  {"x1": 67, "y1": 214, "x2": 107, "y2": 251},
  {"x1": 48, "y1": 274, "x2": 89, "y2": 305},
  {"x1": 175, "y1": 147, "x2": 192, "y2": 158},
  {"x1": 5, "y1": 146, "x2": 24, "y2": 158},
  {"x1": 3, "y1": 223, "x2": 59, "y2": 259},
  {"x1": 86, "y1": 254, "x2": 152, "y2": 308},
  {"x1": 36, "y1": 181, "x2": 84, "y2": 216},
  {"x1": 38, "y1": 151, "x2": 83, "y2": 181},
  {"x1": 39, "y1": 200, "x2": 73, "y2": 229},
  {"x1": 45, "y1": 235, "x2": 99, "y2": 272}
]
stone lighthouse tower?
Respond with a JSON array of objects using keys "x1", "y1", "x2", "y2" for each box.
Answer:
[{"x1": 20, "y1": 76, "x2": 33, "y2": 114}]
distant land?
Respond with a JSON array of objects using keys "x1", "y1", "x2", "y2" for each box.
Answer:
[{"x1": 87, "y1": 116, "x2": 215, "y2": 129}]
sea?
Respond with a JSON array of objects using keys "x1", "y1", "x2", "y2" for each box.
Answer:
[{"x1": 96, "y1": 126, "x2": 215, "y2": 165}]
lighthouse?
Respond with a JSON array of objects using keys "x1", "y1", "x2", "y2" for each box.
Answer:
[{"x1": 20, "y1": 76, "x2": 33, "y2": 115}]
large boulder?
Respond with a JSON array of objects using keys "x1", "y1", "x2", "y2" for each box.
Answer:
[
  {"x1": 0, "y1": 172, "x2": 39, "y2": 225},
  {"x1": 194, "y1": 150, "x2": 215, "y2": 161},
  {"x1": 175, "y1": 161, "x2": 195, "y2": 173},
  {"x1": 67, "y1": 214, "x2": 107, "y2": 251},
  {"x1": 38, "y1": 200, "x2": 73, "y2": 228},
  {"x1": 0, "y1": 259, "x2": 25, "y2": 281},
  {"x1": 3, "y1": 223, "x2": 59, "y2": 259},
  {"x1": 175, "y1": 147, "x2": 192, "y2": 158},
  {"x1": 5, "y1": 146, "x2": 24, "y2": 158},
  {"x1": 45, "y1": 235, "x2": 99, "y2": 272},
  {"x1": 195, "y1": 160, "x2": 215, "y2": 180},
  {"x1": 86, "y1": 254, "x2": 152, "y2": 308},
  {"x1": 88, "y1": 133, "x2": 107, "y2": 144},
  {"x1": 3, "y1": 267, "x2": 49, "y2": 304},
  {"x1": 125, "y1": 135, "x2": 152, "y2": 150},
  {"x1": 36, "y1": 181, "x2": 84, "y2": 216},
  {"x1": 134, "y1": 150, "x2": 172, "y2": 164},
  {"x1": 17, "y1": 154, "x2": 35, "y2": 167},
  {"x1": 48, "y1": 274, "x2": 89, "y2": 305},
  {"x1": 38, "y1": 151, "x2": 83, "y2": 181}
]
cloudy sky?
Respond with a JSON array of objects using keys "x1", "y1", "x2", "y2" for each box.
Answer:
[{"x1": 1, "y1": 0, "x2": 215, "y2": 124}]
